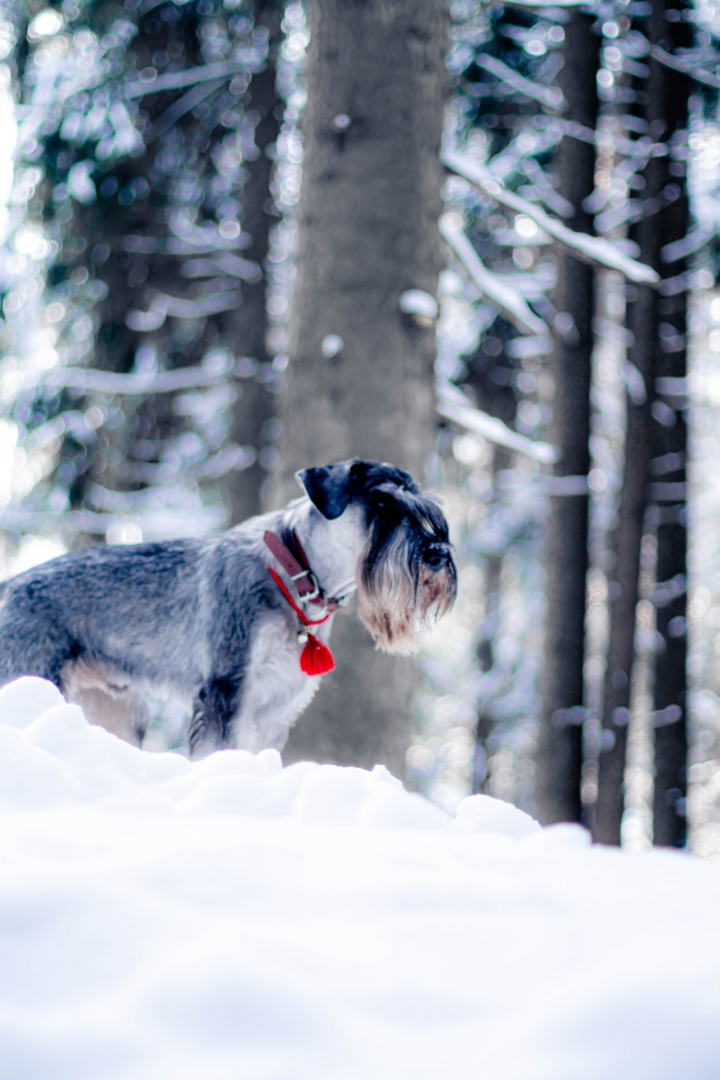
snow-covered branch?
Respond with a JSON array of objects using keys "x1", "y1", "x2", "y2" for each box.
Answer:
[
  {"x1": 126, "y1": 290, "x2": 240, "y2": 332},
  {"x1": 154, "y1": 78, "x2": 227, "y2": 133},
  {"x1": 478, "y1": 0, "x2": 589, "y2": 6},
  {"x1": 31, "y1": 361, "x2": 238, "y2": 397},
  {"x1": 439, "y1": 217, "x2": 549, "y2": 337},
  {"x1": 443, "y1": 150, "x2": 660, "y2": 286},
  {"x1": 475, "y1": 54, "x2": 566, "y2": 112},
  {"x1": 181, "y1": 253, "x2": 261, "y2": 283},
  {"x1": 651, "y1": 45, "x2": 720, "y2": 90},
  {"x1": 555, "y1": 119, "x2": 667, "y2": 164},
  {"x1": 125, "y1": 60, "x2": 246, "y2": 99},
  {"x1": 484, "y1": 126, "x2": 560, "y2": 183},
  {"x1": 165, "y1": 209, "x2": 251, "y2": 253},
  {"x1": 0, "y1": 505, "x2": 227, "y2": 537},
  {"x1": 519, "y1": 158, "x2": 573, "y2": 218},
  {"x1": 437, "y1": 384, "x2": 557, "y2": 465},
  {"x1": 118, "y1": 445, "x2": 256, "y2": 486},
  {"x1": 661, "y1": 225, "x2": 714, "y2": 264}
]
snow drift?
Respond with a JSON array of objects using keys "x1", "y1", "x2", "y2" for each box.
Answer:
[{"x1": 0, "y1": 676, "x2": 719, "y2": 1079}]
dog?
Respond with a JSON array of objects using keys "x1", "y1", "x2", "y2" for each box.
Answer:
[{"x1": 0, "y1": 460, "x2": 457, "y2": 757}]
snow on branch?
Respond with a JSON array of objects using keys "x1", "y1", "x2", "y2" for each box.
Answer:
[
  {"x1": 437, "y1": 384, "x2": 558, "y2": 465},
  {"x1": 443, "y1": 150, "x2": 660, "y2": 286},
  {"x1": 181, "y1": 253, "x2": 261, "y2": 283},
  {"x1": 0, "y1": 505, "x2": 227, "y2": 538},
  {"x1": 25, "y1": 360, "x2": 239, "y2": 397},
  {"x1": 650, "y1": 45, "x2": 720, "y2": 90},
  {"x1": 154, "y1": 78, "x2": 227, "y2": 133},
  {"x1": 125, "y1": 60, "x2": 246, "y2": 99},
  {"x1": 661, "y1": 225, "x2": 714, "y2": 264},
  {"x1": 475, "y1": 54, "x2": 566, "y2": 112},
  {"x1": 556, "y1": 119, "x2": 666, "y2": 162},
  {"x1": 165, "y1": 208, "x2": 252, "y2": 253},
  {"x1": 439, "y1": 217, "x2": 549, "y2": 337},
  {"x1": 126, "y1": 290, "x2": 240, "y2": 332},
  {"x1": 486, "y1": 127, "x2": 561, "y2": 184},
  {"x1": 478, "y1": 0, "x2": 589, "y2": 5}
]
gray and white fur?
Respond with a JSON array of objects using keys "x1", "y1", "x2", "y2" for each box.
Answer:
[{"x1": 0, "y1": 460, "x2": 457, "y2": 757}]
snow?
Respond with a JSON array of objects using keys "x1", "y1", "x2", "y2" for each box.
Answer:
[
  {"x1": 399, "y1": 289, "x2": 439, "y2": 320},
  {"x1": 443, "y1": 150, "x2": 661, "y2": 285},
  {"x1": 475, "y1": 53, "x2": 566, "y2": 112},
  {"x1": 476, "y1": 0, "x2": 587, "y2": 5},
  {"x1": 437, "y1": 380, "x2": 558, "y2": 464},
  {"x1": 1, "y1": 677, "x2": 720, "y2": 1080},
  {"x1": 651, "y1": 44, "x2": 720, "y2": 91},
  {"x1": 440, "y1": 215, "x2": 549, "y2": 337}
]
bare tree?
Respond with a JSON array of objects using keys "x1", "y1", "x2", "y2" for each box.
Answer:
[
  {"x1": 534, "y1": 10, "x2": 599, "y2": 825},
  {"x1": 276, "y1": 0, "x2": 450, "y2": 774}
]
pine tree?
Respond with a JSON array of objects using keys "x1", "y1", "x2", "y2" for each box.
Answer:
[
  {"x1": 276, "y1": 0, "x2": 450, "y2": 774},
  {"x1": 534, "y1": 9, "x2": 599, "y2": 825},
  {"x1": 224, "y1": 0, "x2": 283, "y2": 526},
  {"x1": 1, "y1": 0, "x2": 283, "y2": 546},
  {"x1": 594, "y1": 0, "x2": 692, "y2": 846}
]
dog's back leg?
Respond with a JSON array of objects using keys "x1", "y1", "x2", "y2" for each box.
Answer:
[
  {"x1": 0, "y1": 634, "x2": 74, "y2": 692},
  {"x1": 64, "y1": 684, "x2": 149, "y2": 747},
  {"x1": 0, "y1": 582, "x2": 76, "y2": 691},
  {"x1": 188, "y1": 676, "x2": 242, "y2": 759},
  {"x1": 60, "y1": 658, "x2": 149, "y2": 747}
]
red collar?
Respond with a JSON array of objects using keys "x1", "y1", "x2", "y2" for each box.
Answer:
[
  {"x1": 264, "y1": 527, "x2": 345, "y2": 617},
  {"x1": 264, "y1": 528, "x2": 337, "y2": 676},
  {"x1": 264, "y1": 528, "x2": 326, "y2": 607}
]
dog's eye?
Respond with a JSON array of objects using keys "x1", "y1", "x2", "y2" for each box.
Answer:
[{"x1": 424, "y1": 548, "x2": 447, "y2": 569}]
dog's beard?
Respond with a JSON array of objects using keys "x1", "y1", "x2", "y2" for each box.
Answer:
[{"x1": 357, "y1": 526, "x2": 456, "y2": 655}]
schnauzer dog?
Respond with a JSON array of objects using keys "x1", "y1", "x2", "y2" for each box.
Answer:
[{"x1": 0, "y1": 460, "x2": 456, "y2": 757}]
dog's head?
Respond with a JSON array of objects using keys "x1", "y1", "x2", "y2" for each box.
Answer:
[{"x1": 297, "y1": 460, "x2": 457, "y2": 655}]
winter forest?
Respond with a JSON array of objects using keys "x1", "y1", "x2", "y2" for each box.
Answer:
[
  {"x1": 2, "y1": 0, "x2": 720, "y2": 1074},
  {"x1": 3, "y1": 0, "x2": 719, "y2": 847}
]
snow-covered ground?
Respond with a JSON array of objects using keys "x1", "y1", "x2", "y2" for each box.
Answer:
[{"x1": 1, "y1": 677, "x2": 719, "y2": 1080}]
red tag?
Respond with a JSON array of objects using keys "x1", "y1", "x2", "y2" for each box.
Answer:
[{"x1": 300, "y1": 634, "x2": 335, "y2": 676}]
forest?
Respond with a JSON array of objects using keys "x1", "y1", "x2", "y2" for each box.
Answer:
[
  {"x1": 1, "y1": 0, "x2": 720, "y2": 851},
  {"x1": 2, "y1": 1, "x2": 720, "y2": 1076}
]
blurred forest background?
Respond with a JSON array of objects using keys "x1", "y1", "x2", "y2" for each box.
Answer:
[{"x1": 1, "y1": 0, "x2": 720, "y2": 853}]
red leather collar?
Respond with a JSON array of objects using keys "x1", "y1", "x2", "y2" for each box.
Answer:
[
  {"x1": 264, "y1": 528, "x2": 339, "y2": 676},
  {"x1": 264, "y1": 528, "x2": 324, "y2": 605},
  {"x1": 264, "y1": 528, "x2": 343, "y2": 614}
]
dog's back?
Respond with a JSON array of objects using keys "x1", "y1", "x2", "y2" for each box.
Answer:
[
  {"x1": 0, "y1": 539, "x2": 208, "y2": 691},
  {"x1": 0, "y1": 509, "x2": 291, "y2": 750}
]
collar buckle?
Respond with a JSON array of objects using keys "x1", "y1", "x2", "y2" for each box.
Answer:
[
  {"x1": 264, "y1": 528, "x2": 325, "y2": 605},
  {"x1": 290, "y1": 568, "x2": 321, "y2": 602}
]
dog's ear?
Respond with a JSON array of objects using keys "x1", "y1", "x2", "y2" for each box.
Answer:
[{"x1": 296, "y1": 462, "x2": 353, "y2": 519}]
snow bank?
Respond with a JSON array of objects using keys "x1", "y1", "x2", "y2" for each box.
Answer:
[{"x1": 1, "y1": 677, "x2": 719, "y2": 1080}]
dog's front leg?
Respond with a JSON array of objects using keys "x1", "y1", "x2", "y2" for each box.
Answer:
[
  {"x1": 188, "y1": 675, "x2": 242, "y2": 759},
  {"x1": 188, "y1": 619, "x2": 324, "y2": 758},
  {"x1": 229, "y1": 616, "x2": 322, "y2": 754}
]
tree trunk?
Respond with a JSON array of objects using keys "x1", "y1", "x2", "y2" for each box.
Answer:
[
  {"x1": 534, "y1": 11, "x2": 599, "y2": 825},
  {"x1": 463, "y1": 342, "x2": 516, "y2": 792},
  {"x1": 276, "y1": 0, "x2": 449, "y2": 775},
  {"x1": 63, "y1": 1, "x2": 205, "y2": 510},
  {"x1": 649, "y1": 7, "x2": 692, "y2": 849},
  {"x1": 224, "y1": 0, "x2": 283, "y2": 526},
  {"x1": 594, "y1": 0, "x2": 692, "y2": 845}
]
